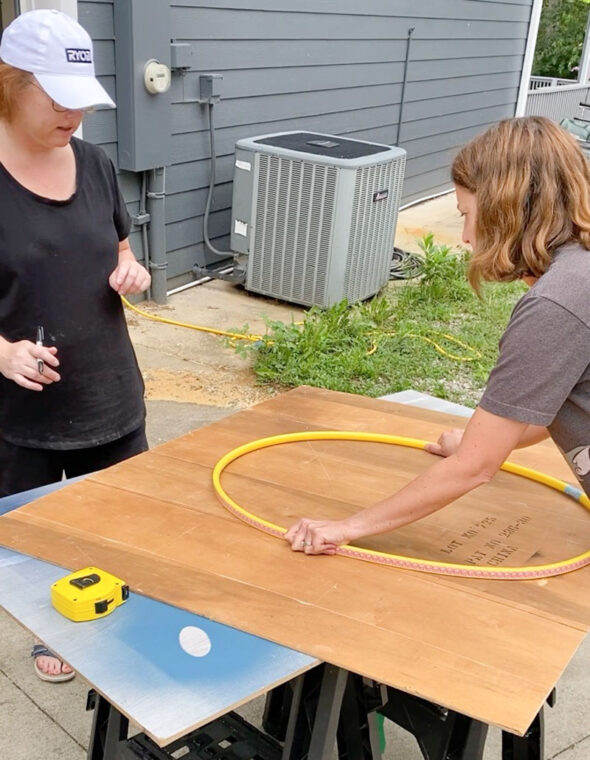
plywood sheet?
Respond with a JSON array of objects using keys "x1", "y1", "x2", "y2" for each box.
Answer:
[{"x1": 1, "y1": 386, "x2": 589, "y2": 735}]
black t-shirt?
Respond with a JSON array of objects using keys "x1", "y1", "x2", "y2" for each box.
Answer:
[{"x1": 0, "y1": 137, "x2": 145, "y2": 449}]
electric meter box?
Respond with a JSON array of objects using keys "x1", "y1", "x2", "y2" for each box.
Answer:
[
  {"x1": 230, "y1": 131, "x2": 406, "y2": 308},
  {"x1": 113, "y1": 0, "x2": 172, "y2": 171}
]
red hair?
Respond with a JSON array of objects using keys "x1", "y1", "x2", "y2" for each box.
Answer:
[{"x1": 0, "y1": 62, "x2": 33, "y2": 121}]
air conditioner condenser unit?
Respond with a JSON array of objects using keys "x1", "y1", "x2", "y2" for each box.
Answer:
[{"x1": 230, "y1": 131, "x2": 406, "y2": 308}]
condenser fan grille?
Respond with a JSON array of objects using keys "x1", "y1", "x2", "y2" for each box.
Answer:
[
  {"x1": 249, "y1": 154, "x2": 338, "y2": 304},
  {"x1": 345, "y1": 159, "x2": 405, "y2": 302}
]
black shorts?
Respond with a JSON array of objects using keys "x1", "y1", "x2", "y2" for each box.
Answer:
[{"x1": 0, "y1": 425, "x2": 148, "y2": 497}]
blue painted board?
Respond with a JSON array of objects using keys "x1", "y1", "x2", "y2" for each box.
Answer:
[{"x1": 0, "y1": 480, "x2": 317, "y2": 745}]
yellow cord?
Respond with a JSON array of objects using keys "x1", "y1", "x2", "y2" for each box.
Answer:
[
  {"x1": 367, "y1": 331, "x2": 482, "y2": 362},
  {"x1": 212, "y1": 431, "x2": 590, "y2": 580},
  {"x1": 122, "y1": 299, "x2": 481, "y2": 363},
  {"x1": 121, "y1": 296, "x2": 264, "y2": 343}
]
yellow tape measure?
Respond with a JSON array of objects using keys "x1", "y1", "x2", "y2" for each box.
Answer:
[{"x1": 51, "y1": 567, "x2": 129, "y2": 622}]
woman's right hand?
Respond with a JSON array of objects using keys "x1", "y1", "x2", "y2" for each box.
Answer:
[
  {"x1": 284, "y1": 517, "x2": 353, "y2": 555},
  {"x1": 424, "y1": 428, "x2": 464, "y2": 457},
  {"x1": 0, "y1": 340, "x2": 60, "y2": 391}
]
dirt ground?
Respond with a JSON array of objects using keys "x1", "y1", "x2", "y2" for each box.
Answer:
[{"x1": 126, "y1": 278, "x2": 303, "y2": 411}]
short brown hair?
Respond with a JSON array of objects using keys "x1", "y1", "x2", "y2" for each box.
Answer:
[
  {"x1": 0, "y1": 61, "x2": 32, "y2": 120},
  {"x1": 451, "y1": 116, "x2": 590, "y2": 290}
]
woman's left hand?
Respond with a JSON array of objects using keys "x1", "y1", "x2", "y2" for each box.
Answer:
[
  {"x1": 109, "y1": 259, "x2": 151, "y2": 295},
  {"x1": 284, "y1": 518, "x2": 353, "y2": 555}
]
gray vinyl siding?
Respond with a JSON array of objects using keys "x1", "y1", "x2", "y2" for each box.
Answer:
[{"x1": 79, "y1": 0, "x2": 533, "y2": 286}]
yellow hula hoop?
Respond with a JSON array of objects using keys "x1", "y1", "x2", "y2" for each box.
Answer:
[{"x1": 212, "y1": 431, "x2": 590, "y2": 580}]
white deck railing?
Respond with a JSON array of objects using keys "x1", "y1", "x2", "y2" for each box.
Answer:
[
  {"x1": 529, "y1": 76, "x2": 576, "y2": 90},
  {"x1": 525, "y1": 81, "x2": 590, "y2": 122}
]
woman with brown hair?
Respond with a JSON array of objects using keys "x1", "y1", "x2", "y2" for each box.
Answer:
[
  {"x1": 286, "y1": 116, "x2": 590, "y2": 554},
  {"x1": 0, "y1": 10, "x2": 150, "y2": 679}
]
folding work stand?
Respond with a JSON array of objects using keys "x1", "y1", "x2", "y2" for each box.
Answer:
[{"x1": 85, "y1": 664, "x2": 554, "y2": 760}]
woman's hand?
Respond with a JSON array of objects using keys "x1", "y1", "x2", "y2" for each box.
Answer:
[
  {"x1": 0, "y1": 339, "x2": 60, "y2": 391},
  {"x1": 284, "y1": 518, "x2": 353, "y2": 555},
  {"x1": 109, "y1": 238, "x2": 151, "y2": 295},
  {"x1": 285, "y1": 410, "x2": 529, "y2": 558},
  {"x1": 424, "y1": 428, "x2": 464, "y2": 457},
  {"x1": 109, "y1": 258, "x2": 151, "y2": 295}
]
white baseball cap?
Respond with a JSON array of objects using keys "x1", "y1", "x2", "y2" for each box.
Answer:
[{"x1": 0, "y1": 9, "x2": 115, "y2": 109}]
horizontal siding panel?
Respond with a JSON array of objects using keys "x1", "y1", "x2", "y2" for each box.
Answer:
[
  {"x1": 172, "y1": 86, "x2": 517, "y2": 142},
  {"x1": 118, "y1": 171, "x2": 141, "y2": 203},
  {"x1": 406, "y1": 153, "x2": 453, "y2": 182},
  {"x1": 171, "y1": 86, "x2": 401, "y2": 135},
  {"x1": 402, "y1": 167, "x2": 455, "y2": 201},
  {"x1": 409, "y1": 37, "x2": 526, "y2": 62},
  {"x1": 166, "y1": 184, "x2": 233, "y2": 225},
  {"x1": 403, "y1": 87, "x2": 519, "y2": 123},
  {"x1": 93, "y1": 39, "x2": 115, "y2": 76},
  {"x1": 188, "y1": 40, "x2": 412, "y2": 69},
  {"x1": 400, "y1": 102, "x2": 515, "y2": 142},
  {"x1": 165, "y1": 247, "x2": 201, "y2": 280},
  {"x1": 172, "y1": 1, "x2": 531, "y2": 19},
  {"x1": 403, "y1": 181, "x2": 454, "y2": 208},
  {"x1": 175, "y1": 40, "x2": 523, "y2": 79},
  {"x1": 167, "y1": 240, "x2": 232, "y2": 276},
  {"x1": 170, "y1": 57, "x2": 521, "y2": 104},
  {"x1": 409, "y1": 71, "x2": 522, "y2": 101},
  {"x1": 79, "y1": 2, "x2": 114, "y2": 39},
  {"x1": 166, "y1": 210, "x2": 231, "y2": 252},
  {"x1": 82, "y1": 109, "x2": 118, "y2": 145},
  {"x1": 172, "y1": 8, "x2": 529, "y2": 35},
  {"x1": 173, "y1": 87, "x2": 518, "y2": 140},
  {"x1": 410, "y1": 55, "x2": 522, "y2": 81},
  {"x1": 400, "y1": 121, "x2": 502, "y2": 161},
  {"x1": 170, "y1": 63, "x2": 406, "y2": 101},
  {"x1": 166, "y1": 155, "x2": 235, "y2": 194},
  {"x1": 166, "y1": 240, "x2": 233, "y2": 277}
]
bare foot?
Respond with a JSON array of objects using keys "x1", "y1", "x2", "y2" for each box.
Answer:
[
  {"x1": 32, "y1": 642, "x2": 75, "y2": 682},
  {"x1": 35, "y1": 653, "x2": 74, "y2": 677}
]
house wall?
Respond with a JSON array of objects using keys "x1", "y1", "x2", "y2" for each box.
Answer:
[{"x1": 79, "y1": 0, "x2": 534, "y2": 287}]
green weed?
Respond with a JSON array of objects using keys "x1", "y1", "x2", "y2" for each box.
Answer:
[{"x1": 233, "y1": 236, "x2": 526, "y2": 408}]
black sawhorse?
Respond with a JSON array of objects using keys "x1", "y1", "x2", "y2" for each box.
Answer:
[
  {"x1": 262, "y1": 667, "x2": 555, "y2": 760},
  {"x1": 85, "y1": 664, "x2": 348, "y2": 760},
  {"x1": 85, "y1": 665, "x2": 554, "y2": 760}
]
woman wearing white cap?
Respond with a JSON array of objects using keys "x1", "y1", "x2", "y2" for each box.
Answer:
[{"x1": 0, "y1": 10, "x2": 151, "y2": 681}]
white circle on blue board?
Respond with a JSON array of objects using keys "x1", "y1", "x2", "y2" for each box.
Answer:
[{"x1": 179, "y1": 626, "x2": 212, "y2": 657}]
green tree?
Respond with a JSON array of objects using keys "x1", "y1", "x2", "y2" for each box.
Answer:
[{"x1": 533, "y1": 0, "x2": 590, "y2": 79}]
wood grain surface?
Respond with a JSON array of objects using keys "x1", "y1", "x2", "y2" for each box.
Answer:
[{"x1": 1, "y1": 386, "x2": 589, "y2": 735}]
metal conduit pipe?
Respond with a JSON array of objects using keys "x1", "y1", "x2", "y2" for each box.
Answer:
[
  {"x1": 146, "y1": 166, "x2": 168, "y2": 304},
  {"x1": 203, "y1": 101, "x2": 232, "y2": 259},
  {"x1": 138, "y1": 171, "x2": 152, "y2": 301}
]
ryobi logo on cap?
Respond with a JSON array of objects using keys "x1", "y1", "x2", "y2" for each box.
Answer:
[{"x1": 65, "y1": 48, "x2": 92, "y2": 63}]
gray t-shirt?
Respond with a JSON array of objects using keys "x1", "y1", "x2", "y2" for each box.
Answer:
[{"x1": 479, "y1": 243, "x2": 590, "y2": 495}]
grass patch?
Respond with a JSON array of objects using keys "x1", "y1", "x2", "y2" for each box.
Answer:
[{"x1": 233, "y1": 236, "x2": 526, "y2": 408}]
